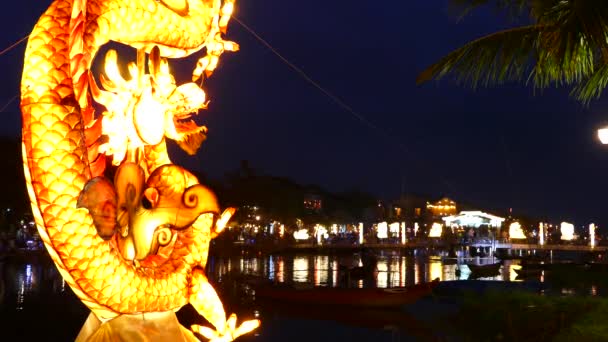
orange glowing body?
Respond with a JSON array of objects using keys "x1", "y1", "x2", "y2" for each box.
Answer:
[{"x1": 20, "y1": 0, "x2": 257, "y2": 340}]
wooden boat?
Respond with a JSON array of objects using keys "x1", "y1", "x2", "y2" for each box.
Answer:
[
  {"x1": 466, "y1": 263, "x2": 501, "y2": 278},
  {"x1": 254, "y1": 279, "x2": 439, "y2": 308},
  {"x1": 514, "y1": 267, "x2": 543, "y2": 277}
]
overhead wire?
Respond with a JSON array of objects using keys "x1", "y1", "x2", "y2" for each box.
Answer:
[
  {"x1": 0, "y1": 94, "x2": 18, "y2": 113},
  {"x1": 232, "y1": 16, "x2": 458, "y2": 194},
  {"x1": 0, "y1": 34, "x2": 28, "y2": 57},
  {"x1": 0, "y1": 35, "x2": 29, "y2": 113},
  {"x1": 0, "y1": 21, "x2": 461, "y2": 195}
]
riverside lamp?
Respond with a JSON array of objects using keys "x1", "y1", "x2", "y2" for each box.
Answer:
[{"x1": 598, "y1": 127, "x2": 608, "y2": 144}]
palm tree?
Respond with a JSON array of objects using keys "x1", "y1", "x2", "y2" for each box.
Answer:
[{"x1": 416, "y1": 0, "x2": 608, "y2": 103}]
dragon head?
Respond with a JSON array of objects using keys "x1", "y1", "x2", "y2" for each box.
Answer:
[{"x1": 77, "y1": 0, "x2": 237, "y2": 263}]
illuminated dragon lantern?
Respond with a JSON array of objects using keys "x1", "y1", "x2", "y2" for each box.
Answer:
[{"x1": 20, "y1": 0, "x2": 258, "y2": 340}]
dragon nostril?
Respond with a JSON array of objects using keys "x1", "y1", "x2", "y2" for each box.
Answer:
[{"x1": 142, "y1": 196, "x2": 153, "y2": 209}]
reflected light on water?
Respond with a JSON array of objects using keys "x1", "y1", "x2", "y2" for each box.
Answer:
[
  {"x1": 331, "y1": 260, "x2": 338, "y2": 286},
  {"x1": 314, "y1": 256, "x2": 329, "y2": 286},
  {"x1": 387, "y1": 258, "x2": 401, "y2": 288},
  {"x1": 376, "y1": 260, "x2": 388, "y2": 288},
  {"x1": 16, "y1": 264, "x2": 36, "y2": 311},
  {"x1": 292, "y1": 256, "x2": 309, "y2": 283},
  {"x1": 268, "y1": 255, "x2": 275, "y2": 281},
  {"x1": 204, "y1": 252, "x2": 608, "y2": 300},
  {"x1": 277, "y1": 257, "x2": 284, "y2": 283},
  {"x1": 400, "y1": 257, "x2": 406, "y2": 287},
  {"x1": 429, "y1": 261, "x2": 442, "y2": 281},
  {"x1": 443, "y1": 264, "x2": 457, "y2": 280},
  {"x1": 510, "y1": 264, "x2": 522, "y2": 282},
  {"x1": 210, "y1": 254, "x2": 532, "y2": 286}
]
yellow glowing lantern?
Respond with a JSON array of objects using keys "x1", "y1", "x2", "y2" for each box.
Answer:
[
  {"x1": 20, "y1": 0, "x2": 257, "y2": 340},
  {"x1": 509, "y1": 222, "x2": 526, "y2": 240}
]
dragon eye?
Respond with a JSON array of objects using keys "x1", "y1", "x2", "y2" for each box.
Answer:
[{"x1": 158, "y1": 0, "x2": 189, "y2": 16}]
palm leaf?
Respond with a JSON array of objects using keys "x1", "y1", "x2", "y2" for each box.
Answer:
[
  {"x1": 449, "y1": 0, "x2": 529, "y2": 20},
  {"x1": 449, "y1": 0, "x2": 560, "y2": 21},
  {"x1": 572, "y1": 63, "x2": 608, "y2": 103},
  {"x1": 416, "y1": 24, "x2": 551, "y2": 87},
  {"x1": 419, "y1": 0, "x2": 608, "y2": 102}
]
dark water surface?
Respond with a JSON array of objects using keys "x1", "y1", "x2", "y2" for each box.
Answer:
[{"x1": 0, "y1": 249, "x2": 601, "y2": 341}]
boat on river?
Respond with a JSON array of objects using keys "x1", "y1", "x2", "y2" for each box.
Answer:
[
  {"x1": 514, "y1": 267, "x2": 543, "y2": 278},
  {"x1": 254, "y1": 279, "x2": 439, "y2": 308},
  {"x1": 466, "y1": 262, "x2": 501, "y2": 278}
]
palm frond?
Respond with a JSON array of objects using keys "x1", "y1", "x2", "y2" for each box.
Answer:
[
  {"x1": 416, "y1": 25, "x2": 549, "y2": 87},
  {"x1": 422, "y1": 0, "x2": 608, "y2": 103},
  {"x1": 572, "y1": 63, "x2": 608, "y2": 103},
  {"x1": 449, "y1": 0, "x2": 557, "y2": 21}
]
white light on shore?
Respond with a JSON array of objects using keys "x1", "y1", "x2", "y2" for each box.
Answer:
[
  {"x1": 539, "y1": 222, "x2": 544, "y2": 245},
  {"x1": 598, "y1": 128, "x2": 608, "y2": 144},
  {"x1": 389, "y1": 222, "x2": 400, "y2": 234},
  {"x1": 590, "y1": 223, "x2": 596, "y2": 247},
  {"x1": 400, "y1": 222, "x2": 406, "y2": 244},
  {"x1": 561, "y1": 222, "x2": 574, "y2": 241},
  {"x1": 293, "y1": 229, "x2": 310, "y2": 240},
  {"x1": 331, "y1": 224, "x2": 338, "y2": 235},
  {"x1": 358, "y1": 223, "x2": 364, "y2": 244},
  {"x1": 377, "y1": 222, "x2": 388, "y2": 239},
  {"x1": 429, "y1": 222, "x2": 442, "y2": 238}
]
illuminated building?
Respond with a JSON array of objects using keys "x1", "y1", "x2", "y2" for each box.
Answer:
[
  {"x1": 442, "y1": 211, "x2": 505, "y2": 229},
  {"x1": 303, "y1": 194, "x2": 322, "y2": 212},
  {"x1": 442, "y1": 211, "x2": 505, "y2": 238},
  {"x1": 426, "y1": 197, "x2": 457, "y2": 217}
]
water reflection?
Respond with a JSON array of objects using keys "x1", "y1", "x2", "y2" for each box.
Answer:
[
  {"x1": 0, "y1": 255, "x2": 67, "y2": 313},
  {"x1": 208, "y1": 253, "x2": 526, "y2": 288},
  {"x1": 2, "y1": 249, "x2": 606, "y2": 313}
]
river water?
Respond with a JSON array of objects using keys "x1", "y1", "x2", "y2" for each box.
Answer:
[{"x1": 0, "y1": 249, "x2": 601, "y2": 341}]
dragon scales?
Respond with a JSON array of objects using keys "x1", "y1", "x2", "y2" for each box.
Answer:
[{"x1": 20, "y1": 0, "x2": 257, "y2": 340}]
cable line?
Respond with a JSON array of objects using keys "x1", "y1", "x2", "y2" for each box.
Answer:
[
  {"x1": 0, "y1": 35, "x2": 28, "y2": 57},
  {"x1": 0, "y1": 35, "x2": 29, "y2": 114},
  {"x1": 0, "y1": 94, "x2": 18, "y2": 113},
  {"x1": 233, "y1": 16, "x2": 458, "y2": 194}
]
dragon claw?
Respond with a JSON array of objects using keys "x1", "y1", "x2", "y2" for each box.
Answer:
[{"x1": 191, "y1": 314, "x2": 260, "y2": 342}]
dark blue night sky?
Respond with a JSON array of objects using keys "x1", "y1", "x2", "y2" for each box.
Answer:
[{"x1": 1, "y1": 1, "x2": 608, "y2": 226}]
